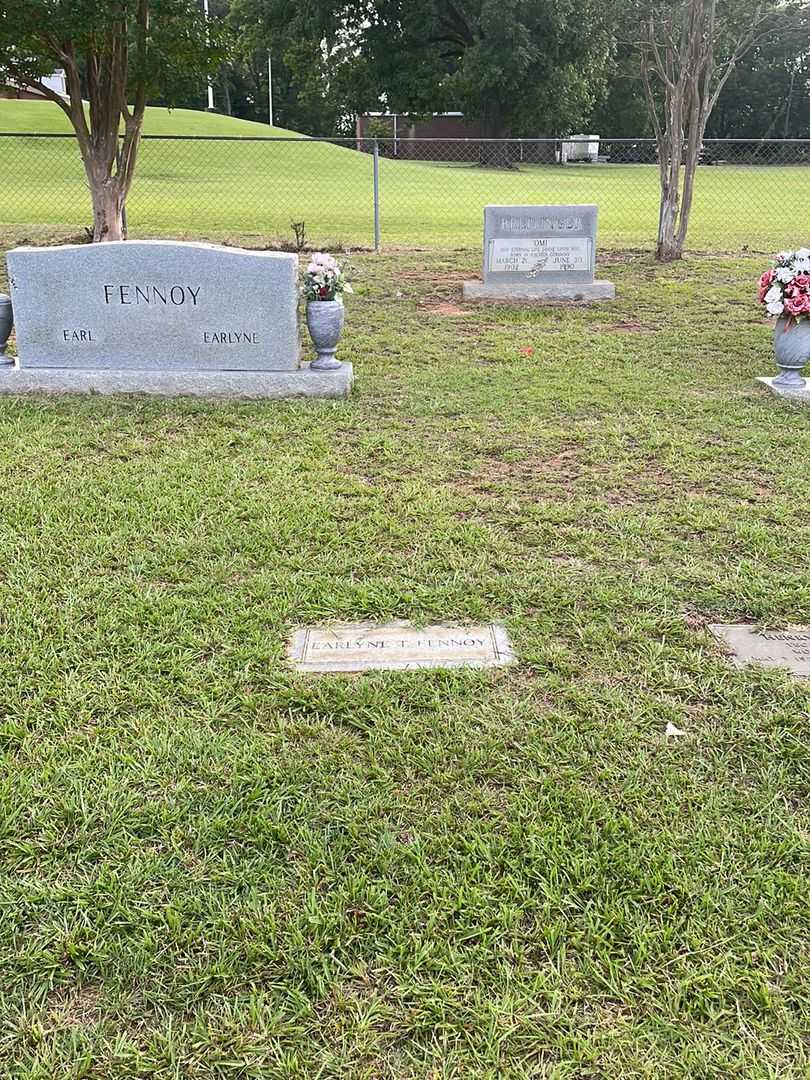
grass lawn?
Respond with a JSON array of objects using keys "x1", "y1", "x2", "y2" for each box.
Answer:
[
  {"x1": 1, "y1": 227, "x2": 810, "y2": 1077},
  {"x1": 1, "y1": 100, "x2": 808, "y2": 252},
  {"x1": 0, "y1": 99, "x2": 292, "y2": 136}
]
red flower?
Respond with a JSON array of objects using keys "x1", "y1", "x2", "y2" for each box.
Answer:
[
  {"x1": 758, "y1": 269, "x2": 775, "y2": 302},
  {"x1": 784, "y1": 293, "x2": 810, "y2": 317}
]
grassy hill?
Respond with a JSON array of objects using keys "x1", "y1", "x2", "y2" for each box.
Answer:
[
  {"x1": 0, "y1": 98, "x2": 295, "y2": 137},
  {"x1": 0, "y1": 98, "x2": 804, "y2": 252}
]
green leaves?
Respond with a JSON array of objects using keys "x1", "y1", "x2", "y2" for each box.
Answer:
[
  {"x1": 229, "y1": 0, "x2": 620, "y2": 135},
  {"x1": 0, "y1": 0, "x2": 227, "y2": 109}
]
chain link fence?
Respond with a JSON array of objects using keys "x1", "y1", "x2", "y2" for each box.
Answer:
[{"x1": 1, "y1": 134, "x2": 808, "y2": 253}]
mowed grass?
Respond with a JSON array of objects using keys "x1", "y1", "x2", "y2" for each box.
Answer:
[
  {"x1": 1, "y1": 100, "x2": 808, "y2": 251},
  {"x1": 1, "y1": 230, "x2": 810, "y2": 1076},
  {"x1": 0, "y1": 98, "x2": 294, "y2": 136}
]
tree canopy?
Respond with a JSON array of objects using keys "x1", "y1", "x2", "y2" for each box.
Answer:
[
  {"x1": 229, "y1": 0, "x2": 620, "y2": 137},
  {"x1": 0, "y1": 0, "x2": 225, "y2": 239}
]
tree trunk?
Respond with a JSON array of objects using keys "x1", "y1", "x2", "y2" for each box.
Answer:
[
  {"x1": 675, "y1": 134, "x2": 702, "y2": 254},
  {"x1": 478, "y1": 141, "x2": 514, "y2": 168},
  {"x1": 82, "y1": 151, "x2": 128, "y2": 241},
  {"x1": 79, "y1": 117, "x2": 143, "y2": 241},
  {"x1": 91, "y1": 179, "x2": 126, "y2": 242},
  {"x1": 478, "y1": 104, "x2": 513, "y2": 169},
  {"x1": 655, "y1": 137, "x2": 684, "y2": 261},
  {"x1": 221, "y1": 67, "x2": 232, "y2": 116},
  {"x1": 656, "y1": 230, "x2": 682, "y2": 261}
]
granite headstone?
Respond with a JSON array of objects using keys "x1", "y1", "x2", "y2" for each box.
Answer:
[
  {"x1": 2, "y1": 240, "x2": 352, "y2": 398},
  {"x1": 463, "y1": 204, "x2": 615, "y2": 302}
]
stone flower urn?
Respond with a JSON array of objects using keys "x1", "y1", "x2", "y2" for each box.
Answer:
[
  {"x1": 306, "y1": 300, "x2": 345, "y2": 370},
  {"x1": 0, "y1": 293, "x2": 12, "y2": 356},
  {"x1": 773, "y1": 315, "x2": 810, "y2": 389}
]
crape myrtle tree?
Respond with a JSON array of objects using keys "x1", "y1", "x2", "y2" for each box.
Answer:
[
  {"x1": 0, "y1": 0, "x2": 226, "y2": 241},
  {"x1": 637, "y1": 0, "x2": 806, "y2": 261},
  {"x1": 236, "y1": 0, "x2": 619, "y2": 163}
]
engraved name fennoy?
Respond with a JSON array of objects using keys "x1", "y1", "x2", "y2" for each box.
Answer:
[
  {"x1": 289, "y1": 623, "x2": 517, "y2": 672},
  {"x1": 103, "y1": 284, "x2": 201, "y2": 306},
  {"x1": 311, "y1": 636, "x2": 487, "y2": 651}
]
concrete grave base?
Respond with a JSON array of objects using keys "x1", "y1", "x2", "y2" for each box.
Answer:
[
  {"x1": 462, "y1": 280, "x2": 616, "y2": 303},
  {"x1": 756, "y1": 376, "x2": 810, "y2": 403},
  {"x1": 0, "y1": 361, "x2": 353, "y2": 399}
]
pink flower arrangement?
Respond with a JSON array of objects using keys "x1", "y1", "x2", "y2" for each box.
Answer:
[
  {"x1": 758, "y1": 248, "x2": 810, "y2": 324},
  {"x1": 302, "y1": 252, "x2": 353, "y2": 302}
]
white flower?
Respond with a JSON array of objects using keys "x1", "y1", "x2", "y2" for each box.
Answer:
[
  {"x1": 767, "y1": 300, "x2": 785, "y2": 315},
  {"x1": 776, "y1": 267, "x2": 795, "y2": 283},
  {"x1": 314, "y1": 252, "x2": 337, "y2": 270},
  {"x1": 764, "y1": 285, "x2": 783, "y2": 303},
  {"x1": 305, "y1": 251, "x2": 350, "y2": 297},
  {"x1": 776, "y1": 250, "x2": 793, "y2": 264},
  {"x1": 796, "y1": 247, "x2": 810, "y2": 260}
]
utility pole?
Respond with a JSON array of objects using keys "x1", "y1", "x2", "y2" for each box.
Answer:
[
  {"x1": 203, "y1": 0, "x2": 215, "y2": 110},
  {"x1": 267, "y1": 51, "x2": 274, "y2": 127}
]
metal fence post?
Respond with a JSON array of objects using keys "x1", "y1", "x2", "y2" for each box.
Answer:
[{"x1": 372, "y1": 138, "x2": 381, "y2": 253}]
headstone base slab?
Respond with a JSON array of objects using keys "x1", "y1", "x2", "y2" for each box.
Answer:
[
  {"x1": 462, "y1": 280, "x2": 615, "y2": 303},
  {"x1": 0, "y1": 362, "x2": 353, "y2": 400},
  {"x1": 756, "y1": 376, "x2": 810, "y2": 403}
]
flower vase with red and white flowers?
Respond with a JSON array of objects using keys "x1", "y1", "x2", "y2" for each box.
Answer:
[
  {"x1": 302, "y1": 253, "x2": 353, "y2": 371},
  {"x1": 758, "y1": 248, "x2": 810, "y2": 390}
]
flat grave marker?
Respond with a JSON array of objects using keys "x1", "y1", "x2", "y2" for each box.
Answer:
[
  {"x1": 288, "y1": 622, "x2": 516, "y2": 673},
  {"x1": 710, "y1": 623, "x2": 810, "y2": 678}
]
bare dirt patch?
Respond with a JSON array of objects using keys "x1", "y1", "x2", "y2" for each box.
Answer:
[
  {"x1": 421, "y1": 302, "x2": 467, "y2": 317},
  {"x1": 45, "y1": 984, "x2": 103, "y2": 1029}
]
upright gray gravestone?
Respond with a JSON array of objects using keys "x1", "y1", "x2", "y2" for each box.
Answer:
[
  {"x1": 2, "y1": 240, "x2": 352, "y2": 398},
  {"x1": 463, "y1": 204, "x2": 615, "y2": 302}
]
